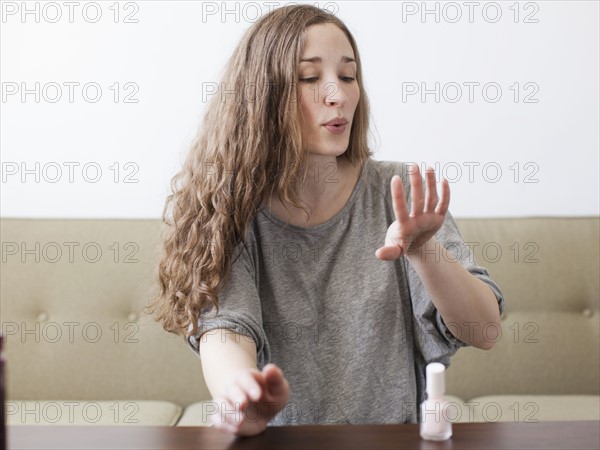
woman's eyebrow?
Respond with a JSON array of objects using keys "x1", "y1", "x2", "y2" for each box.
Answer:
[{"x1": 299, "y1": 56, "x2": 356, "y2": 64}]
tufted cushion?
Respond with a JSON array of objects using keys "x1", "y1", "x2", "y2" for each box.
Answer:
[
  {"x1": 0, "y1": 219, "x2": 209, "y2": 407},
  {"x1": 176, "y1": 401, "x2": 216, "y2": 426},
  {"x1": 176, "y1": 396, "x2": 472, "y2": 425},
  {"x1": 464, "y1": 395, "x2": 600, "y2": 422},
  {"x1": 5, "y1": 400, "x2": 182, "y2": 426},
  {"x1": 448, "y1": 218, "x2": 599, "y2": 399}
]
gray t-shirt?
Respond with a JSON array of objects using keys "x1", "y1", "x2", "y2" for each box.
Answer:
[{"x1": 188, "y1": 157, "x2": 504, "y2": 426}]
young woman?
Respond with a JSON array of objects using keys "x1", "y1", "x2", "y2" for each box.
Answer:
[{"x1": 148, "y1": 4, "x2": 504, "y2": 437}]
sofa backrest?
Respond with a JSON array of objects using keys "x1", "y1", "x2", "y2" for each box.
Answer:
[
  {"x1": 1, "y1": 219, "x2": 208, "y2": 408},
  {"x1": 446, "y1": 217, "x2": 599, "y2": 399},
  {"x1": 1, "y1": 217, "x2": 598, "y2": 405}
]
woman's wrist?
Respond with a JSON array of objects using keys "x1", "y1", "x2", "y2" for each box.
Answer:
[{"x1": 405, "y1": 237, "x2": 445, "y2": 263}]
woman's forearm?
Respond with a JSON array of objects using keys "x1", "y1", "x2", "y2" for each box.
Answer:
[
  {"x1": 407, "y1": 237, "x2": 501, "y2": 350},
  {"x1": 199, "y1": 329, "x2": 259, "y2": 399}
]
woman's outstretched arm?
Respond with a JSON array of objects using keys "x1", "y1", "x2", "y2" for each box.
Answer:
[
  {"x1": 376, "y1": 165, "x2": 501, "y2": 350},
  {"x1": 405, "y1": 238, "x2": 501, "y2": 350},
  {"x1": 199, "y1": 329, "x2": 290, "y2": 436}
]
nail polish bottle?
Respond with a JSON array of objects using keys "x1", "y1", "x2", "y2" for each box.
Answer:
[{"x1": 420, "y1": 362, "x2": 452, "y2": 441}]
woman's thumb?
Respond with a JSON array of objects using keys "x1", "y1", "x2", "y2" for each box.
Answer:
[{"x1": 263, "y1": 364, "x2": 285, "y2": 392}]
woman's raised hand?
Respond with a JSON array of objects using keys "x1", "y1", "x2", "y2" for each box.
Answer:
[
  {"x1": 210, "y1": 363, "x2": 290, "y2": 437},
  {"x1": 375, "y1": 164, "x2": 450, "y2": 261}
]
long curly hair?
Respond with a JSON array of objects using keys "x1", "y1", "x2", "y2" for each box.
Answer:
[{"x1": 147, "y1": 4, "x2": 374, "y2": 338}]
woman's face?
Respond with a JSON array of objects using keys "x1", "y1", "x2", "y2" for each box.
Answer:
[{"x1": 297, "y1": 23, "x2": 360, "y2": 158}]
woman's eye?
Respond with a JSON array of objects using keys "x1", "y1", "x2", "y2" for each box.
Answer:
[{"x1": 299, "y1": 76, "x2": 355, "y2": 83}]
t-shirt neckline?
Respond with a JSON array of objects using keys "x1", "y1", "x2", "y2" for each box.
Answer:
[{"x1": 258, "y1": 158, "x2": 370, "y2": 233}]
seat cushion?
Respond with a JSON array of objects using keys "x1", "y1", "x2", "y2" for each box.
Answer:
[
  {"x1": 178, "y1": 397, "x2": 471, "y2": 426},
  {"x1": 176, "y1": 401, "x2": 216, "y2": 426},
  {"x1": 465, "y1": 395, "x2": 600, "y2": 422},
  {"x1": 443, "y1": 395, "x2": 472, "y2": 423},
  {"x1": 6, "y1": 400, "x2": 182, "y2": 426}
]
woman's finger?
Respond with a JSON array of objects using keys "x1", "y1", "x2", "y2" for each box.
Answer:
[
  {"x1": 263, "y1": 364, "x2": 287, "y2": 394},
  {"x1": 391, "y1": 175, "x2": 409, "y2": 223},
  {"x1": 409, "y1": 164, "x2": 424, "y2": 217},
  {"x1": 375, "y1": 245, "x2": 403, "y2": 261},
  {"x1": 220, "y1": 396, "x2": 244, "y2": 430},
  {"x1": 435, "y1": 178, "x2": 451, "y2": 215},
  {"x1": 212, "y1": 397, "x2": 241, "y2": 430},
  {"x1": 226, "y1": 383, "x2": 249, "y2": 410},
  {"x1": 236, "y1": 370, "x2": 263, "y2": 402},
  {"x1": 423, "y1": 167, "x2": 439, "y2": 213}
]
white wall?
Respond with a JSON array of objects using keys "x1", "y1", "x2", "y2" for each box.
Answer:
[{"x1": 1, "y1": 0, "x2": 598, "y2": 218}]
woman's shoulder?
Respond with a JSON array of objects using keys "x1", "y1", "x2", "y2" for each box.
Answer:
[
  {"x1": 367, "y1": 158, "x2": 410, "y2": 176},
  {"x1": 365, "y1": 158, "x2": 412, "y2": 196}
]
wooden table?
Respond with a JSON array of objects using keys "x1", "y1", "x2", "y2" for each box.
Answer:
[{"x1": 8, "y1": 421, "x2": 600, "y2": 449}]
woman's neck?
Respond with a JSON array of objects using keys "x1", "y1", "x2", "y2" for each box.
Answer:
[{"x1": 263, "y1": 156, "x2": 362, "y2": 227}]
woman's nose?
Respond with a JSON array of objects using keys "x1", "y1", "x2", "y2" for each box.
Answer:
[{"x1": 323, "y1": 80, "x2": 347, "y2": 106}]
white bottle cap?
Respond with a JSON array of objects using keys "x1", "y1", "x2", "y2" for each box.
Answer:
[{"x1": 425, "y1": 362, "x2": 446, "y2": 398}]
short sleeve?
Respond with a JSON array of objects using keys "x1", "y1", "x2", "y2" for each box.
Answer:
[
  {"x1": 186, "y1": 241, "x2": 271, "y2": 369},
  {"x1": 406, "y1": 210, "x2": 505, "y2": 365}
]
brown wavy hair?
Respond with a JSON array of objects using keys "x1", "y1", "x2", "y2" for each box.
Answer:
[{"x1": 147, "y1": 4, "x2": 374, "y2": 338}]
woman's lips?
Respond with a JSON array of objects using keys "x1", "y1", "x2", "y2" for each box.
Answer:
[{"x1": 324, "y1": 123, "x2": 347, "y2": 135}]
